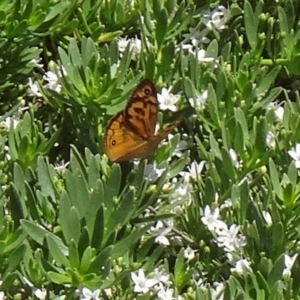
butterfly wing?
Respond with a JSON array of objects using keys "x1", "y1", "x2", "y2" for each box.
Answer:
[
  {"x1": 104, "y1": 115, "x2": 182, "y2": 162},
  {"x1": 104, "y1": 112, "x2": 149, "y2": 162},
  {"x1": 148, "y1": 116, "x2": 183, "y2": 149},
  {"x1": 124, "y1": 79, "x2": 158, "y2": 140},
  {"x1": 124, "y1": 116, "x2": 183, "y2": 160}
]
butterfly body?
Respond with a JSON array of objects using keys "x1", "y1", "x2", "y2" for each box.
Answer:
[{"x1": 104, "y1": 79, "x2": 181, "y2": 162}]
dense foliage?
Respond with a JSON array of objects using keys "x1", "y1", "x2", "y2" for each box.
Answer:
[{"x1": 1, "y1": 0, "x2": 300, "y2": 299}]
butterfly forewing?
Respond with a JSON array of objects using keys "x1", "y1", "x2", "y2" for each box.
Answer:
[{"x1": 124, "y1": 79, "x2": 158, "y2": 140}]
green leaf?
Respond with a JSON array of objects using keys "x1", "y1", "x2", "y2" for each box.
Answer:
[
  {"x1": 37, "y1": 157, "x2": 55, "y2": 201},
  {"x1": 44, "y1": 1, "x2": 69, "y2": 22},
  {"x1": 69, "y1": 38, "x2": 82, "y2": 67},
  {"x1": 221, "y1": 147, "x2": 236, "y2": 181},
  {"x1": 4, "y1": 243, "x2": 26, "y2": 276},
  {"x1": 155, "y1": 8, "x2": 168, "y2": 49},
  {"x1": 88, "y1": 246, "x2": 112, "y2": 274},
  {"x1": 47, "y1": 272, "x2": 71, "y2": 284},
  {"x1": 46, "y1": 234, "x2": 70, "y2": 268},
  {"x1": 206, "y1": 39, "x2": 219, "y2": 58},
  {"x1": 253, "y1": 117, "x2": 267, "y2": 154},
  {"x1": 9, "y1": 183, "x2": 26, "y2": 226},
  {"x1": 269, "y1": 159, "x2": 283, "y2": 200},
  {"x1": 21, "y1": 220, "x2": 68, "y2": 254},
  {"x1": 143, "y1": 244, "x2": 164, "y2": 271},
  {"x1": 174, "y1": 248, "x2": 187, "y2": 290},
  {"x1": 239, "y1": 181, "x2": 250, "y2": 223},
  {"x1": 272, "y1": 221, "x2": 284, "y2": 250},
  {"x1": 79, "y1": 246, "x2": 92, "y2": 274},
  {"x1": 111, "y1": 226, "x2": 151, "y2": 259},
  {"x1": 1, "y1": 272, "x2": 18, "y2": 292},
  {"x1": 69, "y1": 239, "x2": 80, "y2": 270},
  {"x1": 244, "y1": 0, "x2": 258, "y2": 50},
  {"x1": 104, "y1": 164, "x2": 121, "y2": 211},
  {"x1": 234, "y1": 107, "x2": 249, "y2": 143},
  {"x1": 209, "y1": 83, "x2": 220, "y2": 122},
  {"x1": 66, "y1": 207, "x2": 81, "y2": 245},
  {"x1": 91, "y1": 206, "x2": 104, "y2": 250},
  {"x1": 256, "y1": 66, "x2": 281, "y2": 97},
  {"x1": 278, "y1": 7, "x2": 289, "y2": 34},
  {"x1": 268, "y1": 254, "x2": 284, "y2": 286}
]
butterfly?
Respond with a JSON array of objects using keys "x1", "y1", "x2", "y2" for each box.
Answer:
[{"x1": 103, "y1": 79, "x2": 182, "y2": 162}]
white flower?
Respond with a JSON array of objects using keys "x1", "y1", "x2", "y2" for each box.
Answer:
[
  {"x1": 28, "y1": 78, "x2": 42, "y2": 97},
  {"x1": 220, "y1": 198, "x2": 233, "y2": 210},
  {"x1": 181, "y1": 160, "x2": 205, "y2": 182},
  {"x1": 231, "y1": 258, "x2": 252, "y2": 275},
  {"x1": 117, "y1": 36, "x2": 142, "y2": 60},
  {"x1": 176, "y1": 182, "x2": 192, "y2": 197},
  {"x1": 131, "y1": 269, "x2": 158, "y2": 294},
  {"x1": 188, "y1": 160, "x2": 205, "y2": 180},
  {"x1": 288, "y1": 144, "x2": 300, "y2": 168},
  {"x1": 1, "y1": 116, "x2": 19, "y2": 130},
  {"x1": 176, "y1": 43, "x2": 194, "y2": 54},
  {"x1": 210, "y1": 281, "x2": 225, "y2": 300},
  {"x1": 229, "y1": 148, "x2": 241, "y2": 169},
  {"x1": 275, "y1": 106, "x2": 284, "y2": 121},
  {"x1": 184, "y1": 246, "x2": 196, "y2": 261},
  {"x1": 144, "y1": 163, "x2": 165, "y2": 182},
  {"x1": 150, "y1": 220, "x2": 173, "y2": 246},
  {"x1": 157, "y1": 284, "x2": 174, "y2": 300},
  {"x1": 43, "y1": 71, "x2": 62, "y2": 93},
  {"x1": 153, "y1": 268, "x2": 171, "y2": 286},
  {"x1": 130, "y1": 36, "x2": 142, "y2": 60},
  {"x1": 195, "y1": 49, "x2": 215, "y2": 63},
  {"x1": 158, "y1": 87, "x2": 180, "y2": 112},
  {"x1": 189, "y1": 90, "x2": 208, "y2": 109},
  {"x1": 34, "y1": 288, "x2": 47, "y2": 300},
  {"x1": 54, "y1": 160, "x2": 70, "y2": 173},
  {"x1": 172, "y1": 140, "x2": 188, "y2": 158},
  {"x1": 118, "y1": 37, "x2": 130, "y2": 52},
  {"x1": 29, "y1": 57, "x2": 43, "y2": 68},
  {"x1": 283, "y1": 254, "x2": 298, "y2": 278},
  {"x1": 201, "y1": 5, "x2": 230, "y2": 31},
  {"x1": 0, "y1": 292, "x2": 4, "y2": 300},
  {"x1": 80, "y1": 288, "x2": 102, "y2": 300},
  {"x1": 266, "y1": 131, "x2": 276, "y2": 149},
  {"x1": 182, "y1": 27, "x2": 210, "y2": 45},
  {"x1": 201, "y1": 206, "x2": 227, "y2": 232},
  {"x1": 216, "y1": 224, "x2": 247, "y2": 253},
  {"x1": 262, "y1": 211, "x2": 272, "y2": 226},
  {"x1": 192, "y1": 272, "x2": 204, "y2": 287}
]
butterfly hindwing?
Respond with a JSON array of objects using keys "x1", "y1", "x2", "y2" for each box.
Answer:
[{"x1": 104, "y1": 112, "x2": 146, "y2": 162}]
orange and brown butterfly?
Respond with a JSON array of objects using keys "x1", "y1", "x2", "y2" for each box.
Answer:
[{"x1": 103, "y1": 79, "x2": 182, "y2": 162}]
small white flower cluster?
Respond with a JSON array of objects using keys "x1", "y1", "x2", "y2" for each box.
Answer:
[
  {"x1": 117, "y1": 36, "x2": 142, "y2": 61},
  {"x1": 79, "y1": 287, "x2": 103, "y2": 300},
  {"x1": 28, "y1": 63, "x2": 67, "y2": 97},
  {"x1": 282, "y1": 254, "x2": 298, "y2": 279},
  {"x1": 228, "y1": 148, "x2": 243, "y2": 169},
  {"x1": 188, "y1": 90, "x2": 208, "y2": 110},
  {"x1": 149, "y1": 219, "x2": 173, "y2": 246},
  {"x1": 201, "y1": 205, "x2": 251, "y2": 275},
  {"x1": 201, "y1": 6, "x2": 230, "y2": 31},
  {"x1": 181, "y1": 5, "x2": 230, "y2": 63},
  {"x1": 157, "y1": 85, "x2": 180, "y2": 112},
  {"x1": 143, "y1": 162, "x2": 166, "y2": 183},
  {"x1": 131, "y1": 267, "x2": 175, "y2": 300},
  {"x1": 264, "y1": 102, "x2": 284, "y2": 149},
  {"x1": 288, "y1": 143, "x2": 300, "y2": 169}
]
